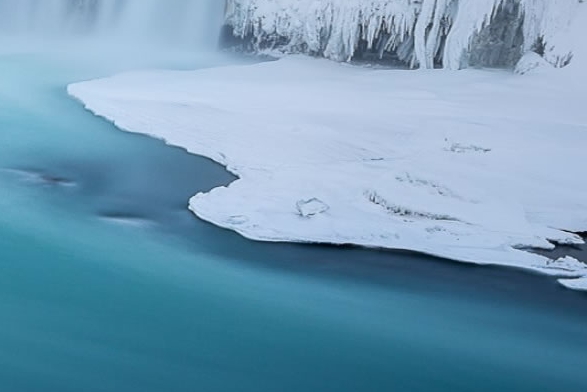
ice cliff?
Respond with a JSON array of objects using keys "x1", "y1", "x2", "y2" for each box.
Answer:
[{"x1": 223, "y1": 0, "x2": 584, "y2": 69}]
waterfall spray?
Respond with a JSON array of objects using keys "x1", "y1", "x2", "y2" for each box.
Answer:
[{"x1": 0, "y1": 0, "x2": 224, "y2": 49}]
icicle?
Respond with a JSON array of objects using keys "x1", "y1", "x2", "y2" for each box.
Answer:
[
  {"x1": 424, "y1": 0, "x2": 449, "y2": 68},
  {"x1": 442, "y1": 0, "x2": 504, "y2": 69},
  {"x1": 414, "y1": 0, "x2": 436, "y2": 68},
  {"x1": 224, "y1": 0, "x2": 584, "y2": 70}
]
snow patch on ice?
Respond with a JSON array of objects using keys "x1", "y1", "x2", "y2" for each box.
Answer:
[
  {"x1": 68, "y1": 53, "x2": 587, "y2": 289},
  {"x1": 544, "y1": 256, "x2": 587, "y2": 274},
  {"x1": 558, "y1": 275, "x2": 587, "y2": 291},
  {"x1": 296, "y1": 198, "x2": 330, "y2": 218},
  {"x1": 535, "y1": 227, "x2": 585, "y2": 247}
]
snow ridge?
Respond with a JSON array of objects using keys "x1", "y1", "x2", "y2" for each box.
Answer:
[{"x1": 224, "y1": 0, "x2": 583, "y2": 69}]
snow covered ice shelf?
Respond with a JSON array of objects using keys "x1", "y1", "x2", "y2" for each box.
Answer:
[{"x1": 68, "y1": 54, "x2": 587, "y2": 291}]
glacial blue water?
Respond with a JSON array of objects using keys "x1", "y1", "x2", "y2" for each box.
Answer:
[{"x1": 1, "y1": 48, "x2": 587, "y2": 392}]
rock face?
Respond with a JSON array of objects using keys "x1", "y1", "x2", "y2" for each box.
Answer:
[
  {"x1": 466, "y1": 0, "x2": 525, "y2": 68},
  {"x1": 222, "y1": 0, "x2": 583, "y2": 70}
]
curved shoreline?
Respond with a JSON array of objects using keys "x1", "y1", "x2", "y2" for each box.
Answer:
[{"x1": 68, "y1": 56, "x2": 587, "y2": 291}]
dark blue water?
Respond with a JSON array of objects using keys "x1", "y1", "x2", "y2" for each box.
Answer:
[{"x1": 1, "y1": 49, "x2": 587, "y2": 392}]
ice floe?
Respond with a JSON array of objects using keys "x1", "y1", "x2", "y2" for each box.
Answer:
[{"x1": 69, "y1": 47, "x2": 587, "y2": 289}]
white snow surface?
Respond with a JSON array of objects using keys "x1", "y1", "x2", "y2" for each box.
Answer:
[{"x1": 69, "y1": 51, "x2": 587, "y2": 289}]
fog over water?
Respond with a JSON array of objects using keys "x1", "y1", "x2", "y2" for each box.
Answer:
[{"x1": 0, "y1": 0, "x2": 223, "y2": 49}]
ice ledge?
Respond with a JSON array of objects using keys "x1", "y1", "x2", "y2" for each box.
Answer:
[
  {"x1": 559, "y1": 275, "x2": 587, "y2": 292},
  {"x1": 68, "y1": 55, "x2": 587, "y2": 291}
]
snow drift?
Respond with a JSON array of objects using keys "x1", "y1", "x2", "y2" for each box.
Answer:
[
  {"x1": 223, "y1": 0, "x2": 584, "y2": 69},
  {"x1": 69, "y1": 53, "x2": 587, "y2": 290}
]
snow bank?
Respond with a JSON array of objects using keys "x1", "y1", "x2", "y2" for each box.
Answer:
[
  {"x1": 68, "y1": 54, "x2": 587, "y2": 289},
  {"x1": 224, "y1": 0, "x2": 584, "y2": 69},
  {"x1": 559, "y1": 275, "x2": 587, "y2": 291}
]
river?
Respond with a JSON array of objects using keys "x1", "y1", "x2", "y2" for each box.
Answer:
[{"x1": 0, "y1": 41, "x2": 586, "y2": 392}]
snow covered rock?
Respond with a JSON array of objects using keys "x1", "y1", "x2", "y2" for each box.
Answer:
[
  {"x1": 223, "y1": 0, "x2": 585, "y2": 70},
  {"x1": 514, "y1": 51, "x2": 554, "y2": 74},
  {"x1": 544, "y1": 256, "x2": 587, "y2": 274}
]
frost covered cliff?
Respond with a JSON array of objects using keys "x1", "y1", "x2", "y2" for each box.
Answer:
[{"x1": 223, "y1": 0, "x2": 584, "y2": 69}]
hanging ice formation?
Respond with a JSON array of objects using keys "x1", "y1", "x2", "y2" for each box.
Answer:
[{"x1": 222, "y1": 0, "x2": 584, "y2": 69}]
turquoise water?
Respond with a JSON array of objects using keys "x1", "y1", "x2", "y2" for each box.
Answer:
[{"x1": 1, "y1": 49, "x2": 587, "y2": 392}]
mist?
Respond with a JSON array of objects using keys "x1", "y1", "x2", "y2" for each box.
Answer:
[{"x1": 0, "y1": 0, "x2": 233, "y2": 75}]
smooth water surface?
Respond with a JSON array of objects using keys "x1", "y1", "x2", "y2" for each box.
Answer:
[{"x1": 1, "y1": 49, "x2": 587, "y2": 392}]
